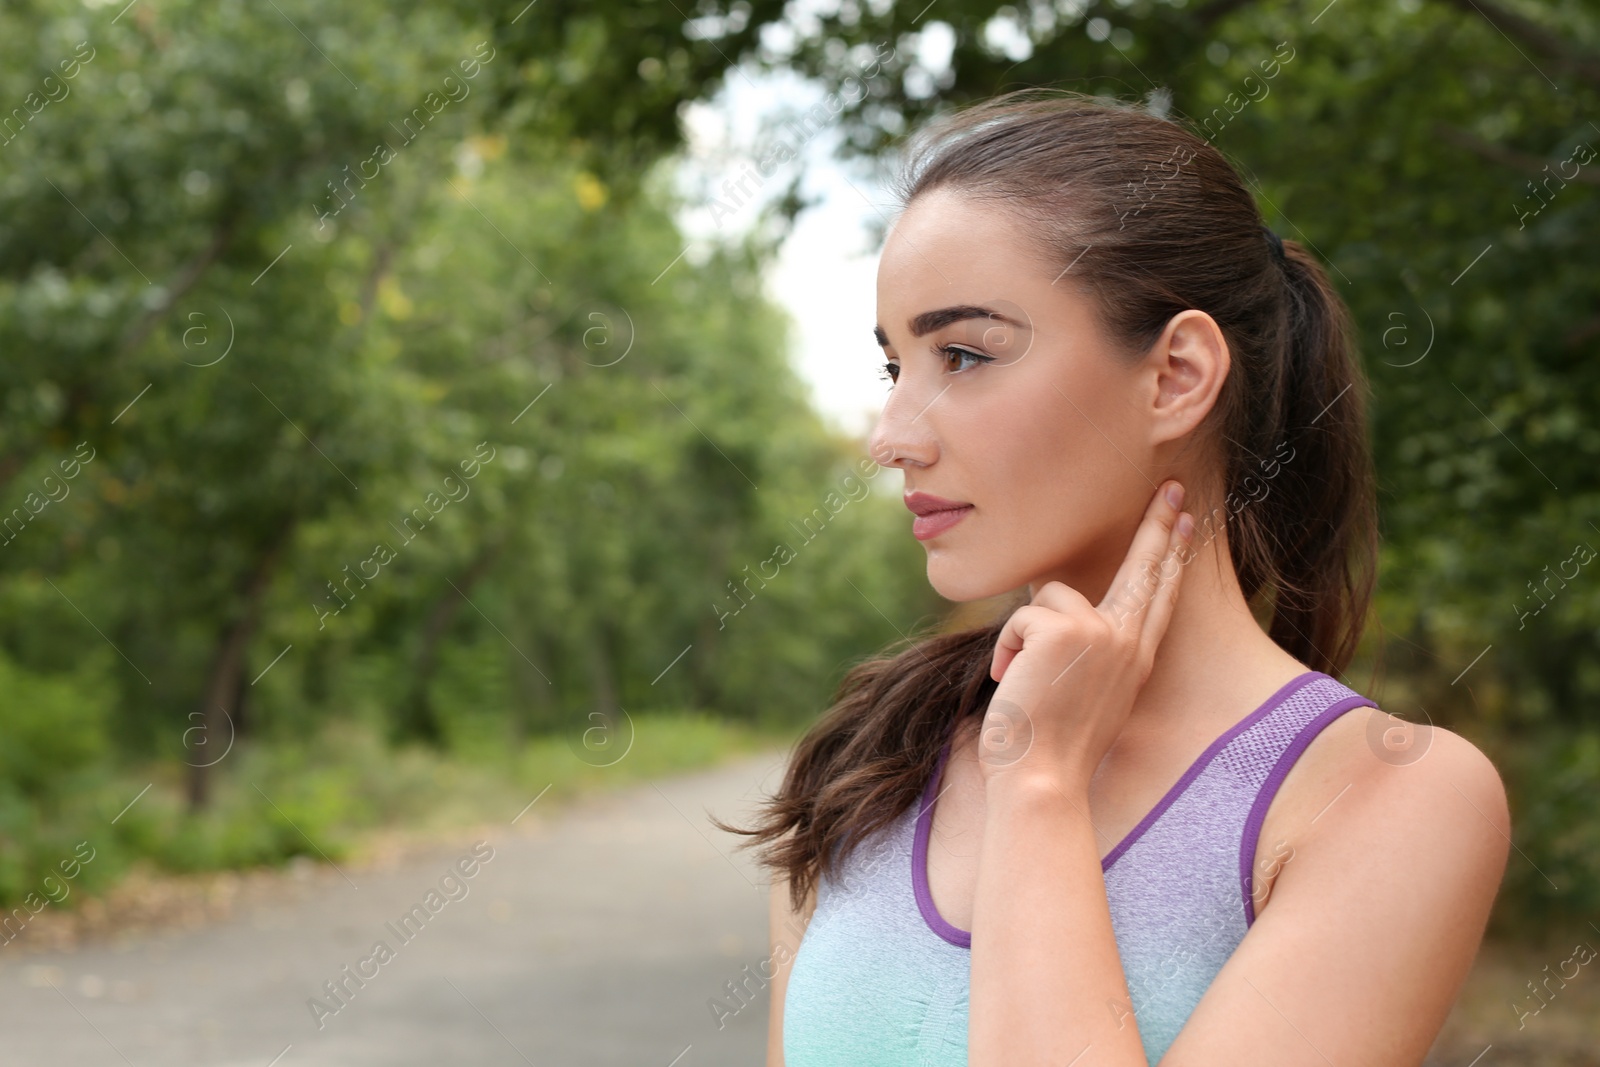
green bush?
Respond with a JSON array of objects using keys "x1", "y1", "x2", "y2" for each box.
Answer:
[{"x1": 0, "y1": 648, "x2": 113, "y2": 799}]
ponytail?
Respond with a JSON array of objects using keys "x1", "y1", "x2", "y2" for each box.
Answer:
[{"x1": 1228, "y1": 237, "x2": 1378, "y2": 675}]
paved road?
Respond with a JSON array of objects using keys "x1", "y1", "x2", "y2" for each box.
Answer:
[{"x1": 0, "y1": 748, "x2": 792, "y2": 1067}]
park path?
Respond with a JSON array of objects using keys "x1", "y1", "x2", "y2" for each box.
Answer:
[{"x1": 0, "y1": 747, "x2": 791, "y2": 1067}]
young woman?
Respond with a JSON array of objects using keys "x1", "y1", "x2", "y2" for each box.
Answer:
[{"x1": 715, "y1": 89, "x2": 1510, "y2": 1066}]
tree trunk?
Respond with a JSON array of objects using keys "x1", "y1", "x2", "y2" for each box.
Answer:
[
  {"x1": 230, "y1": 637, "x2": 252, "y2": 741},
  {"x1": 507, "y1": 612, "x2": 556, "y2": 743},
  {"x1": 689, "y1": 525, "x2": 734, "y2": 710},
  {"x1": 186, "y1": 520, "x2": 293, "y2": 812},
  {"x1": 580, "y1": 620, "x2": 624, "y2": 755},
  {"x1": 398, "y1": 543, "x2": 502, "y2": 744}
]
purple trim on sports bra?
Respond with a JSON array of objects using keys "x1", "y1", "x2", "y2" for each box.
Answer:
[
  {"x1": 912, "y1": 738, "x2": 971, "y2": 948},
  {"x1": 913, "y1": 670, "x2": 1326, "y2": 949},
  {"x1": 1237, "y1": 692, "x2": 1377, "y2": 925}
]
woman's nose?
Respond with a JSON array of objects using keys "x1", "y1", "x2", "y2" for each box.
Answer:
[{"x1": 867, "y1": 395, "x2": 936, "y2": 470}]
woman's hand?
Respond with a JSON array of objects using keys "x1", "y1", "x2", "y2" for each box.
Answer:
[{"x1": 978, "y1": 479, "x2": 1196, "y2": 794}]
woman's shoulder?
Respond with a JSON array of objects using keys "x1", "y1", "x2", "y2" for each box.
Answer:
[
  {"x1": 1272, "y1": 692, "x2": 1510, "y2": 862},
  {"x1": 1248, "y1": 694, "x2": 1510, "y2": 927}
]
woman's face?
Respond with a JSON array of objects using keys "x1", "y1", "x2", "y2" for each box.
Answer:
[{"x1": 867, "y1": 187, "x2": 1222, "y2": 604}]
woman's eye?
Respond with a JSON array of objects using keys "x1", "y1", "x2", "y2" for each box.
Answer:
[
  {"x1": 940, "y1": 345, "x2": 995, "y2": 374},
  {"x1": 878, "y1": 346, "x2": 993, "y2": 388}
]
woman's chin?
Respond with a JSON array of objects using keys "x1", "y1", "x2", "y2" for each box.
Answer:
[{"x1": 925, "y1": 556, "x2": 1014, "y2": 603}]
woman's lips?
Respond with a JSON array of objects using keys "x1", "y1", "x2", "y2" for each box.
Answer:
[
  {"x1": 903, "y1": 491, "x2": 973, "y2": 542},
  {"x1": 912, "y1": 505, "x2": 973, "y2": 541}
]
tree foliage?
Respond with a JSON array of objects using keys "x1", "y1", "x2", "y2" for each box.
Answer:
[
  {"x1": 0, "y1": 0, "x2": 1594, "y2": 933},
  {"x1": 0, "y1": 0, "x2": 938, "y2": 902}
]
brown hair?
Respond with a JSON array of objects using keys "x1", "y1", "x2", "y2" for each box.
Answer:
[{"x1": 711, "y1": 88, "x2": 1378, "y2": 913}]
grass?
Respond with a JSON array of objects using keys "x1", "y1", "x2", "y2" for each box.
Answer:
[{"x1": 0, "y1": 709, "x2": 805, "y2": 916}]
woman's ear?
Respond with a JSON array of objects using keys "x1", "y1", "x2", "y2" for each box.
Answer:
[{"x1": 1149, "y1": 309, "x2": 1229, "y2": 445}]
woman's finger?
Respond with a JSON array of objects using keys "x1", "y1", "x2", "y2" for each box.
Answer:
[
  {"x1": 1026, "y1": 579, "x2": 1094, "y2": 617},
  {"x1": 1136, "y1": 510, "x2": 1195, "y2": 668},
  {"x1": 1098, "y1": 479, "x2": 1187, "y2": 633},
  {"x1": 990, "y1": 603, "x2": 1044, "y2": 681}
]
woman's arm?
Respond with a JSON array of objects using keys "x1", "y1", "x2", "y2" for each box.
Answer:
[
  {"x1": 968, "y1": 725, "x2": 1510, "y2": 1066},
  {"x1": 765, "y1": 869, "x2": 817, "y2": 1067},
  {"x1": 969, "y1": 769, "x2": 1148, "y2": 1064},
  {"x1": 1158, "y1": 726, "x2": 1509, "y2": 1065}
]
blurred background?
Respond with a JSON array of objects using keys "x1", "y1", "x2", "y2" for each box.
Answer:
[{"x1": 0, "y1": 0, "x2": 1594, "y2": 1063}]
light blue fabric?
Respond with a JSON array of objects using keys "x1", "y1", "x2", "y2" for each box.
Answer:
[{"x1": 782, "y1": 671, "x2": 1376, "y2": 1065}]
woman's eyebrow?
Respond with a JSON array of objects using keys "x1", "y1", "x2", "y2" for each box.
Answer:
[{"x1": 873, "y1": 304, "x2": 1030, "y2": 346}]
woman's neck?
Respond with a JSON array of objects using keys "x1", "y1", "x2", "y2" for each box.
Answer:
[
  {"x1": 1014, "y1": 511, "x2": 1306, "y2": 745},
  {"x1": 1123, "y1": 519, "x2": 1308, "y2": 738}
]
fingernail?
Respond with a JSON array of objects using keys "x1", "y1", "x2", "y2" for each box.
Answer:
[
  {"x1": 1165, "y1": 483, "x2": 1185, "y2": 509},
  {"x1": 1177, "y1": 513, "x2": 1195, "y2": 540}
]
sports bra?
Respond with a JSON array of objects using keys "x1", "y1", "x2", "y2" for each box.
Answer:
[{"x1": 781, "y1": 670, "x2": 1378, "y2": 1065}]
